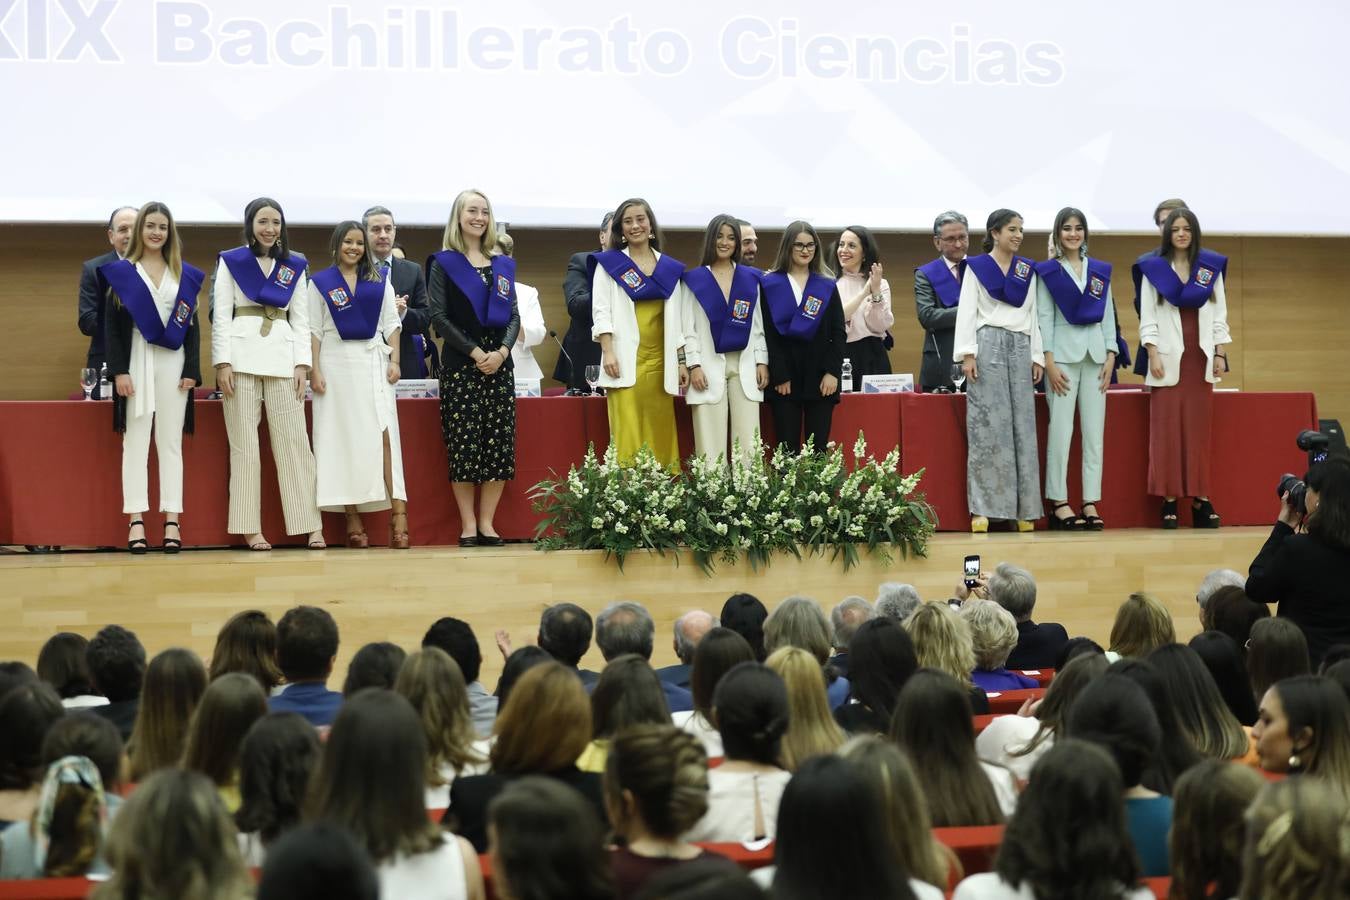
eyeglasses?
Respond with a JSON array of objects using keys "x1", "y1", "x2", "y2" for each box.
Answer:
[
  {"x1": 791, "y1": 242, "x2": 816, "y2": 252},
  {"x1": 938, "y1": 235, "x2": 969, "y2": 245}
]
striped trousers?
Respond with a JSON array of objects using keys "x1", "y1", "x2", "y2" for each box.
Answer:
[{"x1": 223, "y1": 372, "x2": 320, "y2": 536}]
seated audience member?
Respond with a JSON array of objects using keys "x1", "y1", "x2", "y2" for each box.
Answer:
[
  {"x1": 1109, "y1": 658, "x2": 1203, "y2": 794},
  {"x1": 834, "y1": 617, "x2": 918, "y2": 735},
  {"x1": 0, "y1": 713, "x2": 125, "y2": 879},
  {"x1": 1245, "y1": 458, "x2": 1350, "y2": 670},
  {"x1": 495, "y1": 645, "x2": 552, "y2": 709},
  {"x1": 685, "y1": 663, "x2": 792, "y2": 843},
  {"x1": 208, "y1": 609, "x2": 284, "y2": 693},
  {"x1": 269, "y1": 605, "x2": 343, "y2": 727},
  {"x1": 37, "y1": 633, "x2": 106, "y2": 709},
  {"x1": 395, "y1": 648, "x2": 489, "y2": 809},
  {"x1": 1203, "y1": 585, "x2": 1270, "y2": 652},
  {"x1": 580, "y1": 655, "x2": 673, "y2": 774},
  {"x1": 1251, "y1": 675, "x2": 1350, "y2": 794},
  {"x1": 92, "y1": 769, "x2": 251, "y2": 900},
  {"x1": 1240, "y1": 777, "x2": 1350, "y2": 900},
  {"x1": 634, "y1": 857, "x2": 766, "y2": 900},
  {"x1": 0, "y1": 662, "x2": 37, "y2": 702},
  {"x1": 342, "y1": 642, "x2": 408, "y2": 696},
  {"x1": 447, "y1": 661, "x2": 606, "y2": 852},
  {"x1": 905, "y1": 602, "x2": 990, "y2": 713},
  {"x1": 1247, "y1": 617, "x2": 1311, "y2": 701},
  {"x1": 1147, "y1": 643, "x2": 1251, "y2": 761},
  {"x1": 764, "y1": 596, "x2": 850, "y2": 709},
  {"x1": 487, "y1": 776, "x2": 614, "y2": 900},
  {"x1": 537, "y1": 602, "x2": 599, "y2": 685},
  {"x1": 234, "y1": 712, "x2": 321, "y2": 865},
  {"x1": 672, "y1": 627, "x2": 755, "y2": 758},
  {"x1": 987, "y1": 563, "x2": 1067, "y2": 670},
  {"x1": 656, "y1": 610, "x2": 718, "y2": 689},
  {"x1": 1065, "y1": 674, "x2": 1172, "y2": 876},
  {"x1": 720, "y1": 592, "x2": 769, "y2": 661},
  {"x1": 1168, "y1": 759, "x2": 1265, "y2": 900},
  {"x1": 555, "y1": 213, "x2": 613, "y2": 394},
  {"x1": 606, "y1": 726, "x2": 712, "y2": 899},
  {"x1": 838, "y1": 736, "x2": 952, "y2": 890},
  {"x1": 0, "y1": 682, "x2": 65, "y2": 828},
  {"x1": 874, "y1": 582, "x2": 923, "y2": 623},
  {"x1": 257, "y1": 823, "x2": 380, "y2": 900},
  {"x1": 754, "y1": 754, "x2": 943, "y2": 900},
  {"x1": 976, "y1": 651, "x2": 1109, "y2": 783},
  {"x1": 1054, "y1": 636, "x2": 1105, "y2": 671},
  {"x1": 1107, "y1": 592, "x2": 1176, "y2": 659},
  {"x1": 828, "y1": 595, "x2": 875, "y2": 675},
  {"x1": 595, "y1": 602, "x2": 693, "y2": 712},
  {"x1": 181, "y1": 672, "x2": 269, "y2": 813},
  {"x1": 1320, "y1": 644, "x2": 1350, "y2": 672},
  {"x1": 891, "y1": 669, "x2": 1015, "y2": 825},
  {"x1": 86, "y1": 624, "x2": 146, "y2": 741},
  {"x1": 128, "y1": 647, "x2": 207, "y2": 781},
  {"x1": 960, "y1": 599, "x2": 1039, "y2": 691},
  {"x1": 766, "y1": 647, "x2": 846, "y2": 770},
  {"x1": 1188, "y1": 631, "x2": 1259, "y2": 726},
  {"x1": 310, "y1": 690, "x2": 486, "y2": 900},
  {"x1": 953, "y1": 741, "x2": 1151, "y2": 900},
  {"x1": 1196, "y1": 568, "x2": 1245, "y2": 617},
  {"x1": 423, "y1": 616, "x2": 498, "y2": 737},
  {"x1": 1326, "y1": 658, "x2": 1350, "y2": 705}
]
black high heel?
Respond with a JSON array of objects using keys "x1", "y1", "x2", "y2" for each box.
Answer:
[
  {"x1": 162, "y1": 520, "x2": 182, "y2": 554},
  {"x1": 1081, "y1": 504, "x2": 1105, "y2": 531},
  {"x1": 1161, "y1": 499, "x2": 1179, "y2": 530},
  {"x1": 127, "y1": 520, "x2": 148, "y2": 554},
  {"x1": 1046, "y1": 502, "x2": 1086, "y2": 531},
  {"x1": 1192, "y1": 498, "x2": 1221, "y2": 529}
]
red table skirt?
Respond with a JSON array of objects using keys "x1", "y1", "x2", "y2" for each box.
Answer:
[{"x1": 0, "y1": 390, "x2": 1315, "y2": 546}]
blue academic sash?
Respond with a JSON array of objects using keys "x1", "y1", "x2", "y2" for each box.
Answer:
[
  {"x1": 429, "y1": 251, "x2": 515, "y2": 329},
  {"x1": 917, "y1": 257, "x2": 965, "y2": 309},
  {"x1": 761, "y1": 272, "x2": 836, "y2": 341},
  {"x1": 98, "y1": 259, "x2": 203, "y2": 351},
  {"x1": 1034, "y1": 257, "x2": 1112, "y2": 326},
  {"x1": 219, "y1": 246, "x2": 307, "y2": 309},
  {"x1": 1136, "y1": 249, "x2": 1228, "y2": 309},
  {"x1": 587, "y1": 249, "x2": 685, "y2": 301},
  {"x1": 682, "y1": 265, "x2": 758, "y2": 354},
  {"x1": 965, "y1": 254, "x2": 1035, "y2": 308},
  {"x1": 310, "y1": 266, "x2": 386, "y2": 341}
]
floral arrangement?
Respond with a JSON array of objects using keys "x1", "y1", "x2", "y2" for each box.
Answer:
[{"x1": 530, "y1": 434, "x2": 935, "y2": 572}]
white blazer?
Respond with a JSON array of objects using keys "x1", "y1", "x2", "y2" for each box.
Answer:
[
  {"x1": 590, "y1": 248, "x2": 681, "y2": 393},
  {"x1": 1138, "y1": 271, "x2": 1230, "y2": 387},
  {"x1": 511, "y1": 281, "x2": 547, "y2": 381},
  {"x1": 211, "y1": 253, "x2": 313, "y2": 378},
  {"x1": 678, "y1": 267, "x2": 769, "y2": 405}
]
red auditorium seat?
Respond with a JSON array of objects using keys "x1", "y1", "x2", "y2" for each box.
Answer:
[
  {"x1": 0, "y1": 878, "x2": 95, "y2": 899},
  {"x1": 1014, "y1": 668, "x2": 1054, "y2": 687},
  {"x1": 973, "y1": 714, "x2": 999, "y2": 735},
  {"x1": 985, "y1": 689, "x2": 1045, "y2": 715},
  {"x1": 934, "y1": 824, "x2": 1004, "y2": 878}
]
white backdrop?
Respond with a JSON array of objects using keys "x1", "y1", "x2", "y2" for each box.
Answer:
[{"x1": 3, "y1": 0, "x2": 1348, "y2": 233}]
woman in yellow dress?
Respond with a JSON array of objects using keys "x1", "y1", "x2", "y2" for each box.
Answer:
[{"x1": 590, "y1": 198, "x2": 685, "y2": 469}]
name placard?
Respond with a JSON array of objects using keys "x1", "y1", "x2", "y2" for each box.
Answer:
[
  {"x1": 514, "y1": 378, "x2": 542, "y2": 398},
  {"x1": 861, "y1": 373, "x2": 915, "y2": 393},
  {"x1": 395, "y1": 379, "x2": 439, "y2": 399}
]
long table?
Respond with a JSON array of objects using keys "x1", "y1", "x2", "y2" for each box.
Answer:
[{"x1": 0, "y1": 391, "x2": 1316, "y2": 546}]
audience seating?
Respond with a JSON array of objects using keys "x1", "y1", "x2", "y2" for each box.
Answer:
[
  {"x1": 985, "y1": 689, "x2": 1046, "y2": 715},
  {"x1": 934, "y1": 824, "x2": 1004, "y2": 877},
  {"x1": 1014, "y1": 669, "x2": 1054, "y2": 687},
  {"x1": 973, "y1": 713, "x2": 999, "y2": 735}
]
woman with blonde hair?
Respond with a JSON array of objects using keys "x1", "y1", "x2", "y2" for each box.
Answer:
[
  {"x1": 127, "y1": 647, "x2": 207, "y2": 781},
  {"x1": 1240, "y1": 777, "x2": 1350, "y2": 900},
  {"x1": 93, "y1": 769, "x2": 251, "y2": 900},
  {"x1": 959, "y1": 599, "x2": 1039, "y2": 692},
  {"x1": 764, "y1": 595, "x2": 849, "y2": 708},
  {"x1": 394, "y1": 648, "x2": 489, "y2": 809},
  {"x1": 427, "y1": 188, "x2": 521, "y2": 546},
  {"x1": 1168, "y1": 759, "x2": 1264, "y2": 900},
  {"x1": 1108, "y1": 592, "x2": 1176, "y2": 659},
  {"x1": 838, "y1": 735, "x2": 953, "y2": 890},
  {"x1": 905, "y1": 602, "x2": 989, "y2": 712},
  {"x1": 765, "y1": 647, "x2": 845, "y2": 770}
]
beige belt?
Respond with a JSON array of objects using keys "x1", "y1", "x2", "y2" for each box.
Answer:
[{"x1": 234, "y1": 305, "x2": 286, "y2": 337}]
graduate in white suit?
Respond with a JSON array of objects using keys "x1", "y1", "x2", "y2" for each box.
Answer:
[
  {"x1": 678, "y1": 215, "x2": 769, "y2": 466},
  {"x1": 497, "y1": 233, "x2": 546, "y2": 382},
  {"x1": 307, "y1": 221, "x2": 408, "y2": 549}
]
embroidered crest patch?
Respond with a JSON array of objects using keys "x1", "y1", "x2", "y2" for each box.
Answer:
[
  {"x1": 804, "y1": 296, "x2": 822, "y2": 316},
  {"x1": 621, "y1": 269, "x2": 643, "y2": 290},
  {"x1": 276, "y1": 265, "x2": 295, "y2": 286},
  {"x1": 1014, "y1": 260, "x2": 1031, "y2": 280},
  {"x1": 732, "y1": 299, "x2": 751, "y2": 320},
  {"x1": 173, "y1": 301, "x2": 191, "y2": 325},
  {"x1": 1088, "y1": 276, "x2": 1106, "y2": 298},
  {"x1": 328, "y1": 288, "x2": 350, "y2": 308},
  {"x1": 496, "y1": 274, "x2": 511, "y2": 297},
  {"x1": 1196, "y1": 267, "x2": 1215, "y2": 286}
]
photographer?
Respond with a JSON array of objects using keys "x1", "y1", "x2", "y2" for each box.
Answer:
[{"x1": 1246, "y1": 458, "x2": 1350, "y2": 668}]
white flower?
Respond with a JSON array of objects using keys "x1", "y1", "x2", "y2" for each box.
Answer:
[
  {"x1": 591, "y1": 517, "x2": 604, "y2": 529},
  {"x1": 810, "y1": 514, "x2": 824, "y2": 527},
  {"x1": 613, "y1": 499, "x2": 627, "y2": 514},
  {"x1": 614, "y1": 522, "x2": 629, "y2": 534},
  {"x1": 714, "y1": 522, "x2": 728, "y2": 536},
  {"x1": 672, "y1": 519, "x2": 686, "y2": 533}
]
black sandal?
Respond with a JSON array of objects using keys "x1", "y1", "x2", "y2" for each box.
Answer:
[
  {"x1": 1046, "y1": 502, "x2": 1086, "y2": 531},
  {"x1": 1161, "y1": 499, "x2": 1179, "y2": 530},
  {"x1": 1192, "y1": 498, "x2": 1221, "y2": 529},
  {"x1": 163, "y1": 521, "x2": 182, "y2": 554},
  {"x1": 1081, "y1": 504, "x2": 1105, "y2": 531},
  {"x1": 127, "y1": 520, "x2": 148, "y2": 554}
]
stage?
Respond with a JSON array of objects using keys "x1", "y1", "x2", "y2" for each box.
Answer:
[{"x1": 0, "y1": 527, "x2": 1273, "y2": 684}]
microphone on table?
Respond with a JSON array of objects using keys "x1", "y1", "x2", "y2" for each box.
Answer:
[{"x1": 549, "y1": 330, "x2": 587, "y2": 397}]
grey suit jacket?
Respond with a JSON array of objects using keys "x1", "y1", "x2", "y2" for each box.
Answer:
[{"x1": 914, "y1": 269, "x2": 960, "y2": 391}]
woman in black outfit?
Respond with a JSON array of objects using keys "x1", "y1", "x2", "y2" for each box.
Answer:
[{"x1": 1246, "y1": 458, "x2": 1350, "y2": 669}]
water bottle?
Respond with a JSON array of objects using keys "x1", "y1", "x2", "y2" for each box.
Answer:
[
  {"x1": 841, "y1": 357, "x2": 854, "y2": 393},
  {"x1": 98, "y1": 363, "x2": 111, "y2": 401}
]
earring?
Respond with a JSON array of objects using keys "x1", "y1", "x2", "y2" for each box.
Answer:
[
  {"x1": 1289, "y1": 753, "x2": 1302, "y2": 770},
  {"x1": 620, "y1": 235, "x2": 628, "y2": 245}
]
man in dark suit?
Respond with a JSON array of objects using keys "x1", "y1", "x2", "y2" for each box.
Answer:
[
  {"x1": 364, "y1": 205, "x2": 434, "y2": 378},
  {"x1": 554, "y1": 212, "x2": 613, "y2": 393},
  {"x1": 989, "y1": 562, "x2": 1069, "y2": 671},
  {"x1": 655, "y1": 609, "x2": 717, "y2": 689},
  {"x1": 914, "y1": 210, "x2": 969, "y2": 392},
  {"x1": 1131, "y1": 198, "x2": 1189, "y2": 376},
  {"x1": 594, "y1": 601, "x2": 692, "y2": 711},
  {"x1": 78, "y1": 206, "x2": 137, "y2": 390},
  {"x1": 828, "y1": 596, "x2": 875, "y2": 677}
]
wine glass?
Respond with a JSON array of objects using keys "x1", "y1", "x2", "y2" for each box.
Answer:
[
  {"x1": 584, "y1": 365, "x2": 601, "y2": 395},
  {"x1": 950, "y1": 363, "x2": 967, "y2": 393},
  {"x1": 79, "y1": 368, "x2": 97, "y2": 401}
]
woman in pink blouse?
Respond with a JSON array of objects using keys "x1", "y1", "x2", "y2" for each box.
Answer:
[{"x1": 833, "y1": 226, "x2": 893, "y2": 391}]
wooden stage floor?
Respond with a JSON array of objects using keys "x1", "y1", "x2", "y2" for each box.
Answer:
[{"x1": 0, "y1": 528, "x2": 1272, "y2": 684}]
